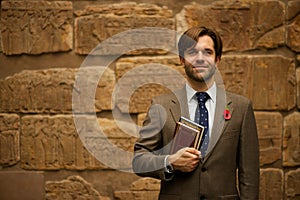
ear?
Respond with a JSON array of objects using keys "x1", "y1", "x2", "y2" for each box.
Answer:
[
  {"x1": 215, "y1": 57, "x2": 221, "y2": 65},
  {"x1": 179, "y1": 56, "x2": 185, "y2": 64}
]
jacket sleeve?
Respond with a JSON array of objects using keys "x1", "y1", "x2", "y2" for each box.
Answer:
[
  {"x1": 132, "y1": 100, "x2": 172, "y2": 181},
  {"x1": 238, "y1": 101, "x2": 260, "y2": 199}
]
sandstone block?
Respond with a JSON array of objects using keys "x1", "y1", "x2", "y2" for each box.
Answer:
[
  {"x1": 1, "y1": 68, "x2": 75, "y2": 113},
  {"x1": 114, "y1": 191, "x2": 135, "y2": 200},
  {"x1": 0, "y1": 20, "x2": 2, "y2": 53},
  {"x1": 285, "y1": 169, "x2": 300, "y2": 200},
  {"x1": 255, "y1": 112, "x2": 282, "y2": 166},
  {"x1": 130, "y1": 177, "x2": 160, "y2": 191},
  {"x1": 52, "y1": 170, "x2": 139, "y2": 200},
  {"x1": 74, "y1": 67, "x2": 115, "y2": 112},
  {"x1": 297, "y1": 68, "x2": 300, "y2": 109},
  {"x1": 114, "y1": 177, "x2": 160, "y2": 200},
  {"x1": 286, "y1": 1, "x2": 300, "y2": 52},
  {"x1": 0, "y1": 171, "x2": 44, "y2": 200},
  {"x1": 0, "y1": 67, "x2": 115, "y2": 113},
  {"x1": 21, "y1": 115, "x2": 136, "y2": 170},
  {"x1": 77, "y1": 116, "x2": 138, "y2": 170},
  {"x1": 137, "y1": 113, "x2": 147, "y2": 127},
  {"x1": 260, "y1": 168, "x2": 283, "y2": 200},
  {"x1": 0, "y1": 114, "x2": 20, "y2": 167},
  {"x1": 74, "y1": 2, "x2": 175, "y2": 55},
  {"x1": 287, "y1": 0, "x2": 300, "y2": 20},
  {"x1": 21, "y1": 115, "x2": 101, "y2": 170},
  {"x1": 1, "y1": 1, "x2": 73, "y2": 55},
  {"x1": 283, "y1": 112, "x2": 300, "y2": 166},
  {"x1": 46, "y1": 175, "x2": 104, "y2": 200},
  {"x1": 115, "y1": 190, "x2": 159, "y2": 200},
  {"x1": 176, "y1": 1, "x2": 285, "y2": 51},
  {"x1": 133, "y1": 191, "x2": 160, "y2": 200},
  {"x1": 219, "y1": 55, "x2": 296, "y2": 110},
  {"x1": 115, "y1": 56, "x2": 185, "y2": 113}
]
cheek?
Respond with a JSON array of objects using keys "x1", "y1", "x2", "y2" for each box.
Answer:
[
  {"x1": 184, "y1": 57, "x2": 195, "y2": 66},
  {"x1": 202, "y1": 55, "x2": 215, "y2": 63}
]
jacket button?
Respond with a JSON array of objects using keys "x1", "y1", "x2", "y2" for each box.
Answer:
[{"x1": 201, "y1": 167, "x2": 207, "y2": 172}]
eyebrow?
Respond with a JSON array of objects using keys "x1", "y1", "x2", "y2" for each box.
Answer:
[{"x1": 186, "y1": 47, "x2": 214, "y2": 53}]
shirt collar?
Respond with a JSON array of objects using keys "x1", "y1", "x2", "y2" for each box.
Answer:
[{"x1": 186, "y1": 82, "x2": 217, "y2": 103}]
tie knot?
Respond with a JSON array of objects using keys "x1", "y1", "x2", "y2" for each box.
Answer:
[{"x1": 196, "y1": 92, "x2": 209, "y2": 103}]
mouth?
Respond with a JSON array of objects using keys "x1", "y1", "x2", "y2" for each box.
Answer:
[{"x1": 193, "y1": 65, "x2": 208, "y2": 70}]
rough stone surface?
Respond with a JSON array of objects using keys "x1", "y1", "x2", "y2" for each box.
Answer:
[
  {"x1": 115, "y1": 56, "x2": 185, "y2": 113},
  {"x1": 137, "y1": 113, "x2": 147, "y2": 127},
  {"x1": 0, "y1": 114, "x2": 20, "y2": 167},
  {"x1": 114, "y1": 178, "x2": 160, "y2": 200},
  {"x1": 0, "y1": 68, "x2": 75, "y2": 113},
  {"x1": 130, "y1": 177, "x2": 160, "y2": 191},
  {"x1": 283, "y1": 112, "x2": 300, "y2": 167},
  {"x1": 285, "y1": 169, "x2": 300, "y2": 200},
  {"x1": 44, "y1": 170, "x2": 139, "y2": 200},
  {"x1": 74, "y1": 67, "x2": 116, "y2": 112},
  {"x1": 219, "y1": 55, "x2": 296, "y2": 111},
  {"x1": 286, "y1": 1, "x2": 300, "y2": 52},
  {"x1": 0, "y1": 67, "x2": 115, "y2": 113},
  {"x1": 21, "y1": 115, "x2": 91, "y2": 170},
  {"x1": 1, "y1": 1, "x2": 73, "y2": 55},
  {"x1": 297, "y1": 68, "x2": 300, "y2": 109},
  {"x1": 176, "y1": 1, "x2": 285, "y2": 51},
  {"x1": 21, "y1": 115, "x2": 136, "y2": 170},
  {"x1": 260, "y1": 168, "x2": 283, "y2": 200},
  {"x1": 46, "y1": 175, "x2": 105, "y2": 200},
  {"x1": 74, "y1": 2, "x2": 175, "y2": 55},
  {"x1": 255, "y1": 112, "x2": 282, "y2": 166}
]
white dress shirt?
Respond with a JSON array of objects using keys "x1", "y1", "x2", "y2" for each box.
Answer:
[{"x1": 185, "y1": 82, "x2": 217, "y2": 138}]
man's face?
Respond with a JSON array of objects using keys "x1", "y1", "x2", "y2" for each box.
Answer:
[{"x1": 182, "y1": 35, "x2": 219, "y2": 83}]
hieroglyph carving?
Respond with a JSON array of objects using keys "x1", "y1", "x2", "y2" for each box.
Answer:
[
  {"x1": 21, "y1": 115, "x2": 136, "y2": 170},
  {"x1": 1, "y1": 1, "x2": 73, "y2": 55},
  {"x1": 74, "y1": 2, "x2": 175, "y2": 55},
  {"x1": 0, "y1": 114, "x2": 20, "y2": 166},
  {"x1": 21, "y1": 115, "x2": 103, "y2": 170}
]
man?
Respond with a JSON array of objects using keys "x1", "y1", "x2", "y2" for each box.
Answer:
[{"x1": 132, "y1": 26, "x2": 259, "y2": 200}]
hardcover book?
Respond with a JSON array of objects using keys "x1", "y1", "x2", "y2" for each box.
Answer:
[{"x1": 170, "y1": 116, "x2": 204, "y2": 154}]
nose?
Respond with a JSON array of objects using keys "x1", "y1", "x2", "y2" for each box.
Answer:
[{"x1": 195, "y1": 51, "x2": 205, "y2": 64}]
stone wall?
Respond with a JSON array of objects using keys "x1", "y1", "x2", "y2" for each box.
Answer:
[{"x1": 0, "y1": 0, "x2": 299, "y2": 199}]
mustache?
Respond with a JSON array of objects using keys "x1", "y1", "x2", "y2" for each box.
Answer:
[{"x1": 192, "y1": 63, "x2": 216, "y2": 68}]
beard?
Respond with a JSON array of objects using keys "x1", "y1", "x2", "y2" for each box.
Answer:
[{"x1": 184, "y1": 63, "x2": 216, "y2": 83}]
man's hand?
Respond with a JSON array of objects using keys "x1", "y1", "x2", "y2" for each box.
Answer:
[{"x1": 168, "y1": 147, "x2": 200, "y2": 172}]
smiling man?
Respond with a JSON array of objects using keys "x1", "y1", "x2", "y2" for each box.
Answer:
[{"x1": 132, "y1": 26, "x2": 259, "y2": 200}]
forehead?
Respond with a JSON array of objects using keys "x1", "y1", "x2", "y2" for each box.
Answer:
[{"x1": 193, "y1": 35, "x2": 215, "y2": 50}]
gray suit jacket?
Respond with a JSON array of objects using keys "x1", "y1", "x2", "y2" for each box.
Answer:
[{"x1": 132, "y1": 86, "x2": 259, "y2": 200}]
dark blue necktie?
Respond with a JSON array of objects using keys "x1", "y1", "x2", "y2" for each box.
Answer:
[{"x1": 195, "y1": 92, "x2": 209, "y2": 158}]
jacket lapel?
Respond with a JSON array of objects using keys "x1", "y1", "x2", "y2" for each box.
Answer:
[
  {"x1": 168, "y1": 86, "x2": 190, "y2": 123},
  {"x1": 204, "y1": 88, "x2": 233, "y2": 161}
]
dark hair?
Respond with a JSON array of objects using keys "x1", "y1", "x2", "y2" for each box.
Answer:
[{"x1": 178, "y1": 26, "x2": 223, "y2": 61}]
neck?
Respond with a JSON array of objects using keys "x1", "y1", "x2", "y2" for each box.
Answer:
[{"x1": 187, "y1": 77, "x2": 214, "y2": 92}]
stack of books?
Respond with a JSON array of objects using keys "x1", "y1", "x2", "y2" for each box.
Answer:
[{"x1": 170, "y1": 116, "x2": 204, "y2": 154}]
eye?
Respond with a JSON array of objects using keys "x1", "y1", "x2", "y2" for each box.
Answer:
[
  {"x1": 203, "y1": 49, "x2": 213, "y2": 55},
  {"x1": 186, "y1": 49, "x2": 198, "y2": 56}
]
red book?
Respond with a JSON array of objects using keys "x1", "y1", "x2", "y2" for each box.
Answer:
[{"x1": 170, "y1": 117, "x2": 204, "y2": 154}]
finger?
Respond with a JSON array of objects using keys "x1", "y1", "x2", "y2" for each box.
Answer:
[
  {"x1": 184, "y1": 162, "x2": 199, "y2": 172},
  {"x1": 186, "y1": 148, "x2": 200, "y2": 156},
  {"x1": 184, "y1": 150, "x2": 200, "y2": 160}
]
